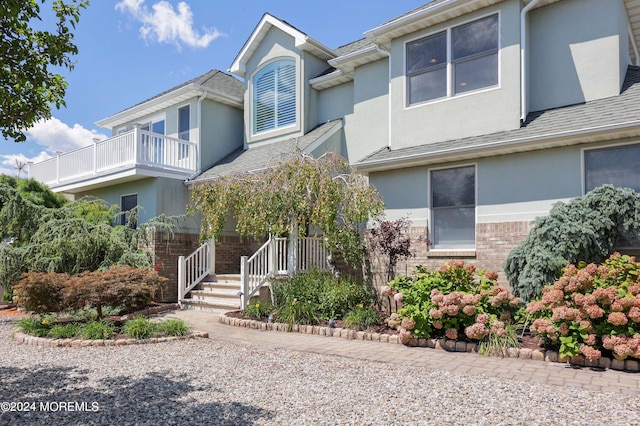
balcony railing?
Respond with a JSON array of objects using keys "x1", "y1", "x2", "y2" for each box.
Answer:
[{"x1": 29, "y1": 129, "x2": 198, "y2": 187}]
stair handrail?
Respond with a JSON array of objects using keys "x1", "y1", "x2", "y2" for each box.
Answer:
[
  {"x1": 177, "y1": 240, "x2": 214, "y2": 301},
  {"x1": 240, "y1": 237, "x2": 280, "y2": 308}
]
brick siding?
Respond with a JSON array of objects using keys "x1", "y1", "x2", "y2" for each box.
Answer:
[{"x1": 367, "y1": 221, "x2": 533, "y2": 290}]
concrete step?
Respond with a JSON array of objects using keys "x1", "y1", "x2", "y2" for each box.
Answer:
[
  {"x1": 199, "y1": 284, "x2": 240, "y2": 297},
  {"x1": 179, "y1": 298, "x2": 240, "y2": 312}
]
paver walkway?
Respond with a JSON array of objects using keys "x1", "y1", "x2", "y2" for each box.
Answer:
[{"x1": 157, "y1": 309, "x2": 639, "y2": 395}]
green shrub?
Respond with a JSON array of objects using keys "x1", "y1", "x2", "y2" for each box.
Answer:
[
  {"x1": 17, "y1": 317, "x2": 53, "y2": 337},
  {"x1": 526, "y1": 253, "x2": 640, "y2": 362},
  {"x1": 156, "y1": 319, "x2": 190, "y2": 336},
  {"x1": 12, "y1": 272, "x2": 69, "y2": 314},
  {"x1": 48, "y1": 323, "x2": 82, "y2": 339},
  {"x1": 275, "y1": 299, "x2": 320, "y2": 326},
  {"x1": 344, "y1": 306, "x2": 381, "y2": 330},
  {"x1": 243, "y1": 300, "x2": 274, "y2": 320},
  {"x1": 81, "y1": 320, "x2": 115, "y2": 340},
  {"x1": 504, "y1": 185, "x2": 640, "y2": 302},
  {"x1": 271, "y1": 269, "x2": 375, "y2": 325},
  {"x1": 122, "y1": 316, "x2": 157, "y2": 339}
]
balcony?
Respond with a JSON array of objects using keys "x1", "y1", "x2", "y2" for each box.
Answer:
[{"x1": 29, "y1": 129, "x2": 198, "y2": 193}]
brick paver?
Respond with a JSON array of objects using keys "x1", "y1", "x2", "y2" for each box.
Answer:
[{"x1": 156, "y1": 309, "x2": 640, "y2": 395}]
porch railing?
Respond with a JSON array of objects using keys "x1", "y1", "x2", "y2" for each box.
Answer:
[
  {"x1": 29, "y1": 128, "x2": 197, "y2": 187},
  {"x1": 177, "y1": 240, "x2": 215, "y2": 301}
]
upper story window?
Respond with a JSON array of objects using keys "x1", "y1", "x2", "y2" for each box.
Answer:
[
  {"x1": 407, "y1": 14, "x2": 499, "y2": 106},
  {"x1": 253, "y1": 59, "x2": 296, "y2": 134}
]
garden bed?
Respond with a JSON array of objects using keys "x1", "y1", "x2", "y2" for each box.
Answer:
[{"x1": 10, "y1": 303, "x2": 208, "y2": 348}]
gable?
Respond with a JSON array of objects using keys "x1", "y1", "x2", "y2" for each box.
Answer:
[{"x1": 229, "y1": 13, "x2": 335, "y2": 78}]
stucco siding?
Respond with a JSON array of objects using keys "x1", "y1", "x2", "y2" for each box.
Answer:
[
  {"x1": 350, "y1": 59, "x2": 390, "y2": 163},
  {"x1": 75, "y1": 178, "x2": 158, "y2": 225},
  {"x1": 387, "y1": 1, "x2": 521, "y2": 150},
  {"x1": 529, "y1": 0, "x2": 625, "y2": 112},
  {"x1": 200, "y1": 99, "x2": 244, "y2": 171}
]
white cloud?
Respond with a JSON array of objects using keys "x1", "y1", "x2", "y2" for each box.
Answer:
[
  {"x1": 0, "y1": 117, "x2": 108, "y2": 177},
  {"x1": 0, "y1": 152, "x2": 52, "y2": 177},
  {"x1": 26, "y1": 117, "x2": 108, "y2": 154},
  {"x1": 115, "y1": 0, "x2": 223, "y2": 50}
]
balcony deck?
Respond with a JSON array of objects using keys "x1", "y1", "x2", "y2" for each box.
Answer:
[{"x1": 29, "y1": 129, "x2": 198, "y2": 193}]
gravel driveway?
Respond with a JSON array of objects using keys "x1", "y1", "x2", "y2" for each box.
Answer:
[{"x1": 1, "y1": 317, "x2": 639, "y2": 425}]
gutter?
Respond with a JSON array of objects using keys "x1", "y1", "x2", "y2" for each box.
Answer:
[
  {"x1": 355, "y1": 119, "x2": 640, "y2": 171},
  {"x1": 520, "y1": 0, "x2": 543, "y2": 123}
]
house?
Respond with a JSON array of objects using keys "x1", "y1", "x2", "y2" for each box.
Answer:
[{"x1": 29, "y1": 0, "x2": 640, "y2": 304}]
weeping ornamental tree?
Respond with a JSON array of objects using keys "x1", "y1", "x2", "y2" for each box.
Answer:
[
  {"x1": 504, "y1": 185, "x2": 640, "y2": 302},
  {"x1": 189, "y1": 152, "x2": 384, "y2": 267},
  {"x1": 0, "y1": 178, "x2": 177, "y2": 300}
]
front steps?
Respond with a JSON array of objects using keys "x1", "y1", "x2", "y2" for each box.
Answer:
[{"x1": 179, "y1": 274, "x2": 242, "y2": 312}]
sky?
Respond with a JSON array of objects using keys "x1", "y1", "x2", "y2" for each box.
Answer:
[{"x1": 0, "y1": 0, "x2": 430, "y2": 177}]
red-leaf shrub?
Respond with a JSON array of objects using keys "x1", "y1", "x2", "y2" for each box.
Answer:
[
  {"x1": 13, "y1": 272, "x2": 69, "y2": 314},
  {"x1": 64, "y1": 265, "x2": 167, "y2": 319}
]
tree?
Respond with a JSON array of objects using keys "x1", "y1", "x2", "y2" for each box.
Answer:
[
  {"x1": 504, "y1": 185, "x2": 640, "y2": 302},
  {"x1": 189, "y1": 152, "x2": 385, "y2": 267},
  {"x1": 368, "y1": 216, "x2": 420, "y2": 281},
  {"x1": 1, "y1": 0, "x2": 89, "y2": 142}
]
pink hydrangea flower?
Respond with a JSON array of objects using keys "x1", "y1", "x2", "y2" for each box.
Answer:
[
  {"x1": 608, "y1": 312, "x2": 629, "y2": 326},
  {"x1": 445, "y1": 328, "x2": 458, "y2": 340},
  {"x1": 393, "y1": 292, "x2": 403, "y2": 302}
]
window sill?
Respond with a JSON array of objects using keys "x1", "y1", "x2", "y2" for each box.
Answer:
[{"x1": 427, "y1": 250, "x2": 476, "y2": 258}]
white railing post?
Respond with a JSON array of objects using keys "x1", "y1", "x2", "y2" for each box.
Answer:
[
  {"x1": 240, "y1": 255, "x2": 249, "y2": 308},
  {"x1": 177, "y1": 255, "x2": 186, "y2": 301},
  {"x1": 268, "y1": 238, "x2": 276, "y2": 277},
  {"x1": 209, "y1": 239, "x2": 216, "y2": 275},
  {"x1": 288, "y1": 223, "x2": 299, "y2": 276}
]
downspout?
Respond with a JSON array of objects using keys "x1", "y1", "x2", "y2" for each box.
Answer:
[
  {"x1": 520, "y1": 0, "x2": 543, "y2": 123},
  {"x1": 629, "y1": 21, "x2": 640, "y2": 67}
]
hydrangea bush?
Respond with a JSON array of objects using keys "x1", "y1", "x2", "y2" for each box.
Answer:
[
  {"x1": 387, "y1": 261, "x2": 521, "y2": 345},
  {"x1": 526, "y1": 253, "x2": 640, "y2": 361}
]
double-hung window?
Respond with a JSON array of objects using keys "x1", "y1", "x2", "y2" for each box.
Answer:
[
  {"x1": 253, "y1": 60, "x2": 296, "y2": 134},
  {"x1": 431, "y1": 166, "x2": 476, "y2": 248},
  {"x1": 407, "y1": 14, "x2": 499, "y2": 105},
  {"x1": 178, "y1": 105, "x2": 190, "y2": 160},
  {"x1": 121, "y1": 194, "x2": 138, "y2": 228}
]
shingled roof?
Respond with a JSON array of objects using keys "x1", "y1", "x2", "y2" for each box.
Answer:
[
  {"x1": 190, "y1": 119, "x2": 343, "y2": 183},
  {"x1": 356, "y1": 65, "x2": 640, "y2": 170}
]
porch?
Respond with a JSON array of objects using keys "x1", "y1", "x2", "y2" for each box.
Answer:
[{"x1": 28, "y1": 128, "x2": 198, "y2": 192}]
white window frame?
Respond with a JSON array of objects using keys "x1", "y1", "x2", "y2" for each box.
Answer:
[
  {"x1": 251, "y1": 58, "x2": 297, "y2": 136},
  {"x1": 404, "y1": 12, "x2": 500, "y2": 108},
  {"x1": 177, "y1": 104, "x2": 191, "y2": 160},
  {"x1": 428, "y1": 164, "x2": 477, "y2": 250}
]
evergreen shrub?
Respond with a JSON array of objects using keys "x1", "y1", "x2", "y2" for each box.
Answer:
[{"x1": 504, "y1": 185, "x2": 640, "y2": 302}]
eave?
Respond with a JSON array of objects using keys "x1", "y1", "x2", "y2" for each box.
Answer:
[{"x1": 96, "y1": 84, "x2": 243, "y2": 130}]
